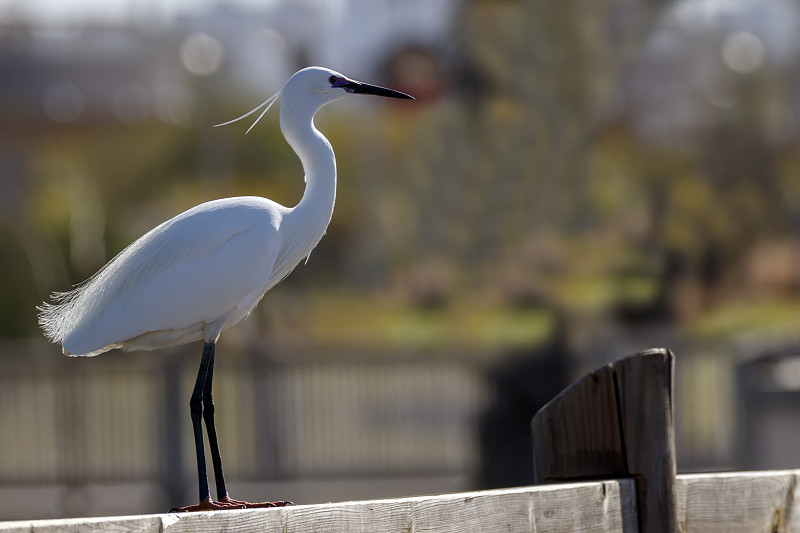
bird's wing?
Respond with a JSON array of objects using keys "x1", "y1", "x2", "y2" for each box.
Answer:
[
  {"x1": 115, "y1": 215, "x2": 280, "y2": 333},
  {"x1": 43, "y1": 198, "x2": 285, "y2": 355}
]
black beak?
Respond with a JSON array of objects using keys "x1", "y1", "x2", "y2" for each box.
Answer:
[{"x1": 343, "y1": 81, "x2": 414, "y2": 100}]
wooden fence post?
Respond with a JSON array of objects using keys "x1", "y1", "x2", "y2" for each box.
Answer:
[{"x1": 531, "y1": 348, "x2": 677, "y2": 533}]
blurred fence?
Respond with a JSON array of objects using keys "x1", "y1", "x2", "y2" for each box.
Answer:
[
  {"x1": 0, "y1": 340, "x2": 488, "y2": 507},
  {"x1": 735, "y1": 344, "x2": 800, "y2": 471},
  {"x1": 9, "y1": 335, "x2": 798, "y2": 519}
]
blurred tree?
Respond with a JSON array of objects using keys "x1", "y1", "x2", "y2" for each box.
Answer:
[{"x1": 362, "y1": 0, "x2": 666, "y2": 309}]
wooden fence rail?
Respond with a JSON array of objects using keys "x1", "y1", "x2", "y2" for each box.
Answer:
[
  {"x1": 0, "y1": 483, "x2": 635, "y2": 533},
  {"x1": 0, "y1": 471, "x2": 798, "y2": 532}
]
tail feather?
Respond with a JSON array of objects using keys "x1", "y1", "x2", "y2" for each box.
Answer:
[{"x1": 37, "y1": 289, "x2": 80, "y2": 345}]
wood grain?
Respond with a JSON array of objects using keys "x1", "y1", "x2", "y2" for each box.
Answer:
[
  {"x1": 0, "y1": 481, "x2": 637, "y2": 533},
  {"x1": 615, "y1": 350, "x2": 677, "y2": 533},
  {"x1": 531, "y1": 348, "x2": 677, "y2": 533},
  {"x1": 676, "y1": 470, "x2": 800, "y2": 533},
  {"x1": 532, "y1": 359, "x2": 626, "y2": 481},
  {"x1": 3, "y1": 471, "x2": 800, "y2": 532}
]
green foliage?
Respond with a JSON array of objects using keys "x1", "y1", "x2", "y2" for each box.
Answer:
[{"x1": 5, "y1": 0, "x2": 800, "y2": 346}]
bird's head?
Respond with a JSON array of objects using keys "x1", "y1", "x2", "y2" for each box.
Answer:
[
  {"x1": 215, "y1": 66, "x2": 413, "y2": 134},
  {"x1": 286, "y1": 66, "x2": 414, "y2": 105}
]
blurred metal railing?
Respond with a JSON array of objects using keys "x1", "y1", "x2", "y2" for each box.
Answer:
[{"x1": 0, "y1": 339, "x2": 488, "y2": 502}]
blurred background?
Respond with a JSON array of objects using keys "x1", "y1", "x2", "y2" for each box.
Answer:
[{"x1": 2, "y1": 0, "x2": 800, "y2": 520}]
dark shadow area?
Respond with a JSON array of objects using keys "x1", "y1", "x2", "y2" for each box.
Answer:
[{"x1": 476, "y1": 317, "x2": 571, "y2": 489}]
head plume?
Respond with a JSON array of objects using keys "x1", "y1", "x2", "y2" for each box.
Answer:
[{"x1": 213, "y1": 89, "x2": 281, "y2": 134}]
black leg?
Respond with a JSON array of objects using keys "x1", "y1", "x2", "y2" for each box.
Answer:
[
  {"x1": 190, "y1": 341, "x2": 214, "y2": 503},
  {"x1": 201, "y1": 341, "x2": 230, "y2": 500},
  {"x1": 173, "y1": 341, "x2": 293, "y2": 512}
]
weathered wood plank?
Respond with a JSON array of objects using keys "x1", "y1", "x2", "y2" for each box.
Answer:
[
  {"x1": 676, "y1": 470, "x2": 800, "y2": 533},
  {"x1": 0, "y1": 481, "x2": 637, "y2": 533},
  {"x1": 531, "y1": 358, "x2": 625, "y2": 481},
  {"x1": 4, "y1": 471, "x2": 800, "y2": 532},
  {"x1": 615, "y1": 350, "x2": 677, "y2": 533},
  {"x1": 0, "y1": 514, "x2": 163, "y2": 533},
  {"x1": 532, "y1": 349, "x2": 677, "y2": 533}
]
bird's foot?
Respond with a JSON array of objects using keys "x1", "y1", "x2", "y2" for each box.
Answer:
[
  {"x1": 219, "y1": 496, "x2": 294, "y2": 508},
  {"x1": 170, "y1": 496, "x2": 293, "y2": 512},
  {"x1": 170, "y1": 496, "x2": 244, "y2": 512}
]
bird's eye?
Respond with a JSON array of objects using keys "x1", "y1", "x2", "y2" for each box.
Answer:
[{"x1": 328, "y1": 75, "x2": 338, "y2": 85}]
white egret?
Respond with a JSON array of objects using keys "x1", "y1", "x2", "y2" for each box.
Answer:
[{"x1": 38, "y1": 66, "x2": 413, "y2": 512}]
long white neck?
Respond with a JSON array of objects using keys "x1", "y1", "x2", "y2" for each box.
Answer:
[
  {"x1": 280, "y1": 99, "x2": 336, "y2": 222},
  {"x1": 273, "y1": 95, "x2": 338, "y2": 277}
]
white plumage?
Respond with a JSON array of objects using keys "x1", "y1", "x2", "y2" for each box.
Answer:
[
  {"x1": 37, "y1": 66, "x2": 412, "y2": 511},
  {"x1": 39, "y1": 67, "x2": 367, "y2": 357},
  {"x1": 40, "y1": 197, "x2": 285, "y2": 355}
]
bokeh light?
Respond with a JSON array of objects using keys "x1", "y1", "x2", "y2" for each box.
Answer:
[
  {"x1": 721, "y1": 31, "x2": 765, "y2": 74},
  {"x1": 179, "y1": 32, "x2": 223, "y2": 77}
]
